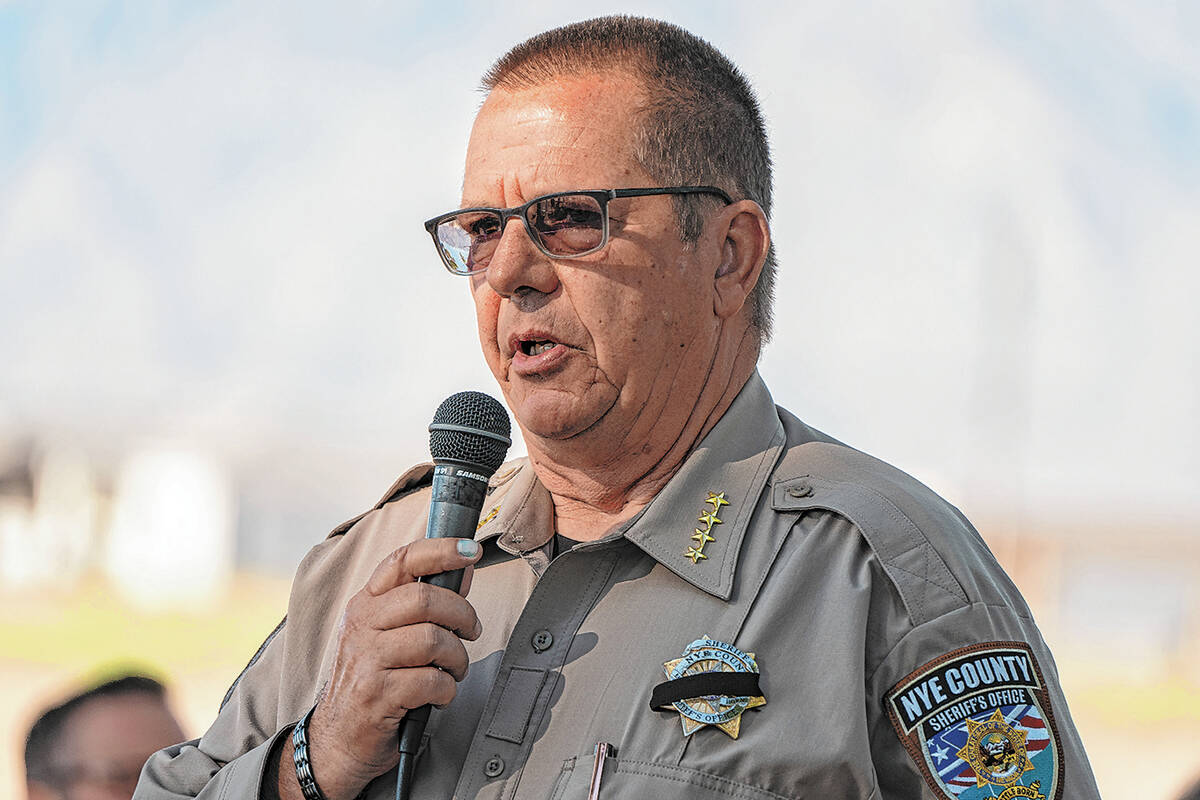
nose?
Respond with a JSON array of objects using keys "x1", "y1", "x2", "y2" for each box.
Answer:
[{"x1": 485, "y1": 215, "x2": 560, "y2": 300}]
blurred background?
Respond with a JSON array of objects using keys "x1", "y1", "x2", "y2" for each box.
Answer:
[{"x1": 1, "y1": 1, "x2": 1197, "y2": 797}]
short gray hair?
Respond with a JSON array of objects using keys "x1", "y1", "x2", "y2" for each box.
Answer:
[{"x1": 482, "y1": 15, "x2": 777, "y2": 346}]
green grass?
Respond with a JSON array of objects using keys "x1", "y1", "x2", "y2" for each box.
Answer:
[{"x1": 0, "y1": 573, "x2": 291, "y2": 678}]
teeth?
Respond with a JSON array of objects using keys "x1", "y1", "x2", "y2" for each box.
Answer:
[{"x1": 529, "y1": 341, "x2": 556, "y2": 355}]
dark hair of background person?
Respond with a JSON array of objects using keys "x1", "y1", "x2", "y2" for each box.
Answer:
[
  {"x1": 24, "y1": 675, "x2": 168, "y2": 791},
  {"x1": 482, "y1": 15, "x2": 778, "y2": 346}
]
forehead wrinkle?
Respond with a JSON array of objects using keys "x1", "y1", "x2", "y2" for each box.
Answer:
[
  {"x1": 467, "y1": 144, "x2": 608, "y2": 207},
  {"x1": 461, "y1": 163, "x2": 525, "y2": 209},
  {"x1": 527, "y1": 144, "x2": 598, "y2": 190},
  {"x1": 463, "y1": 78, "x2": 646, "y2": 207}
]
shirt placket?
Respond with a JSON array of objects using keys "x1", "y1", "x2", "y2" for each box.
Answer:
[{"x1": 452, "y1": 545, "x2": 621, "y2": 800}]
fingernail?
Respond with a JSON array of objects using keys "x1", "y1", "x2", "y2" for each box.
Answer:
[{"x1": 457, "y1": 539, "x2": 480, "y2": 558}]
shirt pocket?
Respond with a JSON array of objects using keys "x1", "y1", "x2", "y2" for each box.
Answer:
[{"x1": 547, "y1": 753, "x2": 796, "y2": 800}]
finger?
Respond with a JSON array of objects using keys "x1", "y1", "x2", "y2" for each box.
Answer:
[
  {"x1": 370, "y1": 582, "x2": 482, "y2": 641},
  {"x1": 459, "y1": 564, "x2": 474, "y2": 598},
  {"x1": 373, "y1": 623, "x2": 471, "y2": 681},
  {"x1": 365, "y1": 538, "x2": 482, "y2": 596},
  {"x1": 383, "y1": 666, "x2": 458, "y2": 715}
]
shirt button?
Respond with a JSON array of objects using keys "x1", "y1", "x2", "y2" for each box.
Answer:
[
  {"x1": 483, "y1": 756, "x2": 505, "y2": 777},
  {"x1": 531, "y1": 630, "x2": 554, "y2": 652},
  {"x1": 787, "y1": 481, "x2": 813, "y2": 498}
]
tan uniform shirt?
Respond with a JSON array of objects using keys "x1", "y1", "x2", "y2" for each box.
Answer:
[{"x1": 136, "y1": 373, "x2": 1100, "y2": 799}]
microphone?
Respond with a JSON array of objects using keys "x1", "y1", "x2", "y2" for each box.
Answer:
[{"x1": 396, "y1": 391, "x2": 512, "y2": 800}]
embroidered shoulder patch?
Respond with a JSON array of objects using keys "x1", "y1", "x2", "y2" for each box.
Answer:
[{"x1": 885, "y1": 642, "x2": 1063, "y2": 800}]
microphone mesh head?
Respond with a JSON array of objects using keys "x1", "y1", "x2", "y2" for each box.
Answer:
[{"x1": 429, "y1": 391, "x2": 512, "y2": 474}]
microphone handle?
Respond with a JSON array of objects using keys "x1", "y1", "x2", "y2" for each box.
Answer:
[{"x1": 396, "y1": 463, "x2": 490, "y2": 800}]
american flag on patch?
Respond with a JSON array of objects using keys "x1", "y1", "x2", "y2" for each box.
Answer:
[{"x1": 927, "y1": 704, "x2": 1051, "y2": 796}]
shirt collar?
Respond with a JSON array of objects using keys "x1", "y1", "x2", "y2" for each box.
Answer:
[
  {"x1": 475, "y1": 458, "x2": 554, "y2": 554},
  {"x1": 474, "y1": 371, "x2": 786, "y2": 598},
  {"x1": 623, "y1": 371, "x2": 786, "y2": 599}
]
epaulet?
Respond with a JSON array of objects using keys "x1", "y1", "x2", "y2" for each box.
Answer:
[
  {"x1": 771, "y1": 409, "x2": 969, "y2": 626},
  {"x1": 322, "y1": 463, "x2": 436, "y2": 541},
  {"x1": 375, "y1": 462, "x2": 437, "y2": 507}
]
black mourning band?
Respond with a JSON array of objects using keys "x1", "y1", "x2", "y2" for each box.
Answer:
[{"x1": 648, "y1": 672, "x2": 762, "y2": 711}]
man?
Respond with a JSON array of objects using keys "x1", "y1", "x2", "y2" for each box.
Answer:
[
  {"x1": 26, "y1": 675, "x2": 186, "y2": 800},
  {"x1": 136, "y1": 16, "x2": 1100, "y2": 800}
]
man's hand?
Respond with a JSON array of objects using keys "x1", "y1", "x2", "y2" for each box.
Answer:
[{"x1": 276, "y1": 537, "x2": 484, "y2": 800}]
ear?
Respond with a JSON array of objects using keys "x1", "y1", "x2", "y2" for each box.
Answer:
[{"x1": 711, "y1": 200, "x2": 770, "y2": 321}]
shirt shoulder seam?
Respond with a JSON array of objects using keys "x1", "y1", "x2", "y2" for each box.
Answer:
[{"x1": 865, "y1": 601, "x2": 1035, "y2": 686}]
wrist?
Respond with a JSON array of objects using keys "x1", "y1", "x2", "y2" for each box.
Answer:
[{"x1": 289, "y1": 704, "x2": 371, "y2": 800}]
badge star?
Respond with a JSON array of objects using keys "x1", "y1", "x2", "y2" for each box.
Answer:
[
  {"x1": 956, "y1": 709, "x2": 1032, "y2": 788},
  {"x1": 705, "y1": 491, "x2": 730, "y2": 509},
  {"x1": 697, "y1": 510, "x2": 722, "y2": 527},
  {"x1": 684, "y1": 546, "x2": 708, "y2": 563},
  {"x1": 691, "y1": 528, "x2": 716, "y2": 545},
  {"x1": 932, "y1": 743, "x2": 950, "y2": 764},
  {"x1": 661, "y1": 636, "x2": 765, "y2": 739}
]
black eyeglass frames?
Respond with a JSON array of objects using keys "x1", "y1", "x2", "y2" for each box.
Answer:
[{"x1": 423, "y1": 186, "x2": 733, "y2": 276}]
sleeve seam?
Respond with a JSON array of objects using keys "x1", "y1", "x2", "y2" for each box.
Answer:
[
  {"x1": 220, "y1": 615, "x2": 288, "y2": 712},
  {"x1": 866, "y1": 601, "x2": 1035, "y2": 685}
]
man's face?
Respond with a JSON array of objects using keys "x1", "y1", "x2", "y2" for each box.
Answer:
[
  {"x1": 41, "y1": 694, "x2": 184, "y2": 800},
  {"x1": 463, "y1": 73, "x2": 724, "y2": 447}
]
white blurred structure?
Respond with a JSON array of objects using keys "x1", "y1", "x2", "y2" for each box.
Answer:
[
  {"x1": 105, "y1": 446, "x2": 235, "y2": 609},
  {"x1": 0, "y1": 443, "x2": 98, "y2": 588}
]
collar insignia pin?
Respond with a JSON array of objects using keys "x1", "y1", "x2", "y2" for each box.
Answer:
[
  {"x1": 659, "y1": 636, "x2": 765, "y2": 738},
  {"x1": 685, "y1": 491, "x2": 729, "y2": 564},
  {"x1": 476, "y1": 506, "x2": 499, "y2": 530}
]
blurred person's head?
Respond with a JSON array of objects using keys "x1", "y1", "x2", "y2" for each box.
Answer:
[{"x1": 24, "y1": 675, "x2": 185, "y2": 800}]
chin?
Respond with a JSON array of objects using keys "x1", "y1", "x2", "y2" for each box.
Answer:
[{"x1": 508, "y1": 385, "x2": 612, "y2": 442}]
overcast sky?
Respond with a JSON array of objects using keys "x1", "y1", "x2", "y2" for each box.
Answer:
[{"x1": 1, "y1": 1, "x2": 1197, "y2": 562}]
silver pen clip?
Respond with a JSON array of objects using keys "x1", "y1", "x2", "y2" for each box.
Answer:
[{"x1": 586, "y1": 742, "x2": 616, "y2": 800}]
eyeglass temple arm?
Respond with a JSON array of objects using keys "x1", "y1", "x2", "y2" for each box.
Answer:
[{"x1": 609, "y1": 186, "x2": 733, "y2": 203}]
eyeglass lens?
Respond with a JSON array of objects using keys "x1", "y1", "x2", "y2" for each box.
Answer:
[{"x1": 435, "y1": 194, "x2": 606, "y2": 273}]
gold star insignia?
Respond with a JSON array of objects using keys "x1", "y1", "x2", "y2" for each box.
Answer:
[
  {"x1": 476, "y1": 506, "x2": 499, "y2": 530},
  {"x1": 685, "y1": 491, "x2": 730, "y2": 566},
  {"x1": 705, "y1": 491, "x2": 730, "y2": 509}
]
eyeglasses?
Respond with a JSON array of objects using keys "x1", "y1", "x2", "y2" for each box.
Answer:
[{"x1": 423, "y1": 186, "x2": 733, "y2": 276}]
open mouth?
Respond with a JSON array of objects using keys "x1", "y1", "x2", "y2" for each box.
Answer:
[
  {"x1": 510, "y1": 334, "x2": 570, "y2": 376},
  {"x1": 519, "y1": 339, "x2": 559, "y2": 356}
]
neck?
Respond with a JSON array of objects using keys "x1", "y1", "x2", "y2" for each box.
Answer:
[{"x1": 524, "y1": 331, "x2": 759, "y2": 541}]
